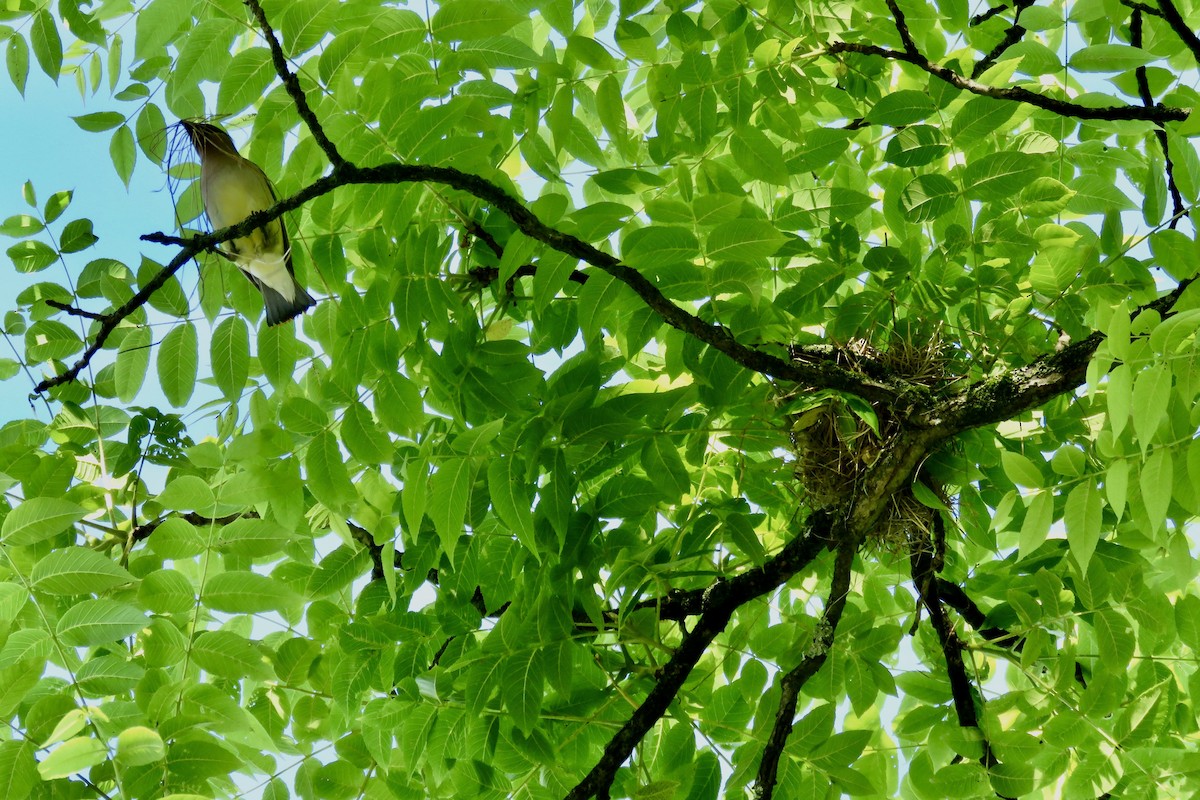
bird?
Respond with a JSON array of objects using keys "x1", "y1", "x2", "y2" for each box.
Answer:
[{"x1": 179, "y1": 119, "x2": 316, "y2": 326}]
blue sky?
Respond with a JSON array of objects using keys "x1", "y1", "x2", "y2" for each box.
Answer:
[{"x1": 0, "y1": 65, "x2": 198, "y2": 419}]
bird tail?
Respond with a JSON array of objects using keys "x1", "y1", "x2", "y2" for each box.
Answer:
[{"x1": 262, "y1": 280, "x2": 316, "y2": 326}]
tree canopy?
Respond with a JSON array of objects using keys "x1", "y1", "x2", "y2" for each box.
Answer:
[{"x1": 0, "y1": 0, "x2": 1199, "y2": 798}]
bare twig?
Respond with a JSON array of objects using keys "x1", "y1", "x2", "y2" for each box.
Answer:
[
  {"x1": 924, "y1": 276, "x2": 1195, "y2": 437},
  {"x1": 884, "y1": 0, "x2": 919, "y2": 54},
  {"x1": 466, "y1": 263, "x2": 589, "y2": 293},
  {"x1": 973, "y1": 0, "x2": 1035, "y2": 78},
  {"x1": 970, "y1": 2, "x2": 1012, "y2": 25},
  {"x1": 45, "y1": 299, "x2": 104, "y2": 320},
  {"x1": 1155, "y1": 0, "x2": 1200, "y2": 64},
  {"x1": 752, "y1": 544, "x2": 855, "y2": 800},
  {"x1": 909, "y1": 527, "x2": 999, "y2": 775},
  {"x1": 564, "y1": 509, "x2": 839, "y2": 800},
  {"x1": 937, "y1": 579, "x2": 1088, "y2": 687},
  {"x1": 827, "y1": 41, "x2": 1189, "y2": 123},
  {"x1": 44, "y1": 161, "x2": 910, "y2": 406},
  {"x1": 243, "y1": 0, "x2": 345, "y2": 168},
  {"x1": 1131, "y1": 9, "x2": 1186, "y2": 227}
]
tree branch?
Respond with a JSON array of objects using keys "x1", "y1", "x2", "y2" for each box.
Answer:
[
  {"x1": 1155, "y1": 0, "x2": 1200, "y2": 65},
  {"x1": 826, "y1": 41, "x2": 1190, "y2": 123},
  {"x1": 564, "y1": 509, "x2": 839, "y2": 800},
  {"x1": 45, "y1": 299, "x2": 104, "y2": 320},
  {"x1": 883, "y1": 0, "x2": 919, "y2": 55},
  {"x1": 924, "y1": 276, "x2": 1195, "y2": 437},
  {"x1": 1131, "y1": 8, "x2": 1186, "y2": 227},
  {"x1": 909, "y1": 526, "x2": 999, "y2": 773},
  {"x1": 35, "y1": 246, "x2": 194, "y2": 392},
  {"x1": 937, "y1": 579, "x2": 1088, "y2": 687},
  {"x1": 243, "y1": 0, "x2": 345, "y2": 168},
  {"x1": 44, "y1": 160, "x2": 908, "y2": 405},
  {"x1": 972, "y1": 0, "x2": 1034, "y2": 78},
  {"x1": 752, "y1": 543, "x2": 855, "y2": 800},
  {"x1": 466, "y1": 263, "x2": 590, "y2": 293}
]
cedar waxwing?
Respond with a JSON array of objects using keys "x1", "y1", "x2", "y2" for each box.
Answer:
[{"x1": 180, "y1": 119, "x2": 316, "y2": 325}]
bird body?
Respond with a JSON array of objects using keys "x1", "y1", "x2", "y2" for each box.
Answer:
[{"x1": 180, "y1": 120, "x2": 315, "y2": 325}]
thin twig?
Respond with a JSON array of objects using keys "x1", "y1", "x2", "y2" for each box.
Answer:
[
  {"x1": 45, "y1": 162, "x2": 909, "y2": 406},
  {"x1": 564, "y1": 510, "x2": 838, "y2": 800},
  {"x1": 45, "y1": 299, "x2": 104, "y2": 320},
  {"x1": 1131, "y1": 9, "x2": 1186, "y2": 227},
  {"x1": 973, "y1": 0, "x2": 1034, "y2": 78},
  {"x1": 752, "y1": 544, "x2": 855, "y2": 800},
  {"x1": 1155, "y1": 0, "x2": 1200, "y2": 64},
  {"x1": 909, "y1": 526, "x2": 1001, "y2": 779},
  {"x1": 243, "y1": 0, "x2": 345, "y2": 168},
  {"x1": 827, "y1": 41, "x2": 1189, "y2": 123}
]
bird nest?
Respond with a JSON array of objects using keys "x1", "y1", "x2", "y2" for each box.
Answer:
[{"x1": 782, "y1": 333, "x2": 954, "y2": 554}]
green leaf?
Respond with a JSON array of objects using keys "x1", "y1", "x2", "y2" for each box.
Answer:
[
  {"x1": 502, "y1": 649, "x2": 544, "y2": 734},
  {"x1": 623, "y1": 226, "x2": 700, "y2": 271},
  {"x1": 1106, "y1": 364, "x2": 1132, "y2": 439},
  {"x1": 136, "y1": 103, "x2": 168, "y2": 165},
  {"x1": 157, "y1": 475, "x2": 216, "y2": 511},
  {"x1": 432, "y1": 0, "x2": 525, "y2": 41},
  {"x1": 1021, "y1": 177, "x2": 1074, "y2": 216},
  {"x1": 31, "y1": 547, "x2": 135, "y2": 595},
  {"x1": 899, "y1": 174, "x2": 958, "y2": 221},
  {"x1": 1131, "y1": 364, "x2": 1170, "y2": 446},
  {"x1": 30, "y1": 11, "x2": 63, "y2": 81},
  {"x1": 1092, "y1": 609, "x2": 1134, "y2": 668},
  {"x1": 258, "y1": 321, "x2": 299, "y2": 389},
  {"x1": 884, "y1": 125, "x2": 947, "y2": 167},
  {"x1": 1105, "y1": 458, "x2": 1128, "y2": 519},
  {"x1": 340, "y1": 403, "x2": 392, "y2": 465},
  {"x1": 203, "y1": 571, "x2": 295, "y2": 614},
  {"x1": 306, "y1": 430, "x2": 357, "y2": 511},
  {"x1": 114, "y1": 325, "x2": 152, "y2": 402},
  {"x1": 71, "y1": 112, "x2": 124, "y2": 132},
  {"x1": 706, "y1": 219, "x2": 786, "y2": 261},
  {"x1": 60, "y1": 219, "x2": 98, "y2": 253},
  {"x1": 56, "y1": 599, "x2": 146, "y2": 646},
  {"x1": 487, "y1": 457, "x2": 538, "y2": 560},
  {"x1": 1064, "y1": 482, "x2": 1101, "y2": 570},
  {"x1": 191, "y1": 630, "x2": 275, "y2": 681},
  {"x1": 1029, "y1": 247, "x2": 1082, "y2": 296},
  {"x1": 0, "y1": 741, "x2": 37, "y2": 799},
  {"x1": 1068, "y1": 44, "x2": 1156, "y2": 72},
  {"x1": 595, "y1": 74, "x2": 630, "y2": 154},
  {"x1": 963, "y1": 151, "x2": 1041, "y2": 200},
  {"x1": 38, "y1": 737, "x2": 106, "y2": 780},
  {"x1": 866, "y1": 90, "x2": 936, "y2": 126},
  {"x1": 2, "y1": 497, "x2": 86, "y2": 545},
  {"x1": 1001, "y1": 451, "x2": 1043, "y2": 488},
  {"x1": 216, "y1": 517, "x2": 295, "y2": 558},
  {"x1": 43, "y1": 190, "x2": 72, "y2": 223},
  {"x1": 157, "y1": 322, "x2": 198, "y2": 407},
  {"x1": 1018, "y1": 491, "x2": 1053, "y2": 556},
  {"x1": 110, "y1": 125, "x2": 136, "y2": 187},
  {"x1": 1138, "y1": 449, "x2": 1172, "y2": 532},
  {"x1": 731, "y1": 127, "x2": 790, "y2": 184},
  {"x1": 0, "y1": 214, "x2": 43, "y2": 238},
  {"x1": 7, "y1": 240, "x2": 57, "y2": 273},
  {"x1": 138, "y1": 569, "x2": 195, "y2": 614},
  {"x1": 0, "y1": 629, "x2": 51, "y2": 671},
  {"x1": 429, "y1": 457, "x2": 473, "y2": 563},
  {"x1": 1067, "y1": 175, "x2": 1136, "y2": 213},
  {"x1": 950, "y1": 96, "x2": 1017, "y2": 144},
  {"x1": 217, "y1": 47, "x2": 275, "y2": 116},
  {"x1": 6, "y1": 35, "x2": 29, "y2": 96},
  {"x1": 210, "y1": 316, "x2": 249, "y2": 400},
  {"x1": 116, "y1": 726, "x2": 165, "y2": 766}
]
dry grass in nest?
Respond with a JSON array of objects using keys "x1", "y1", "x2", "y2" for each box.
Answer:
[{"x1": 783, "y1": 331, "x2": 953, "y2": 550}]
